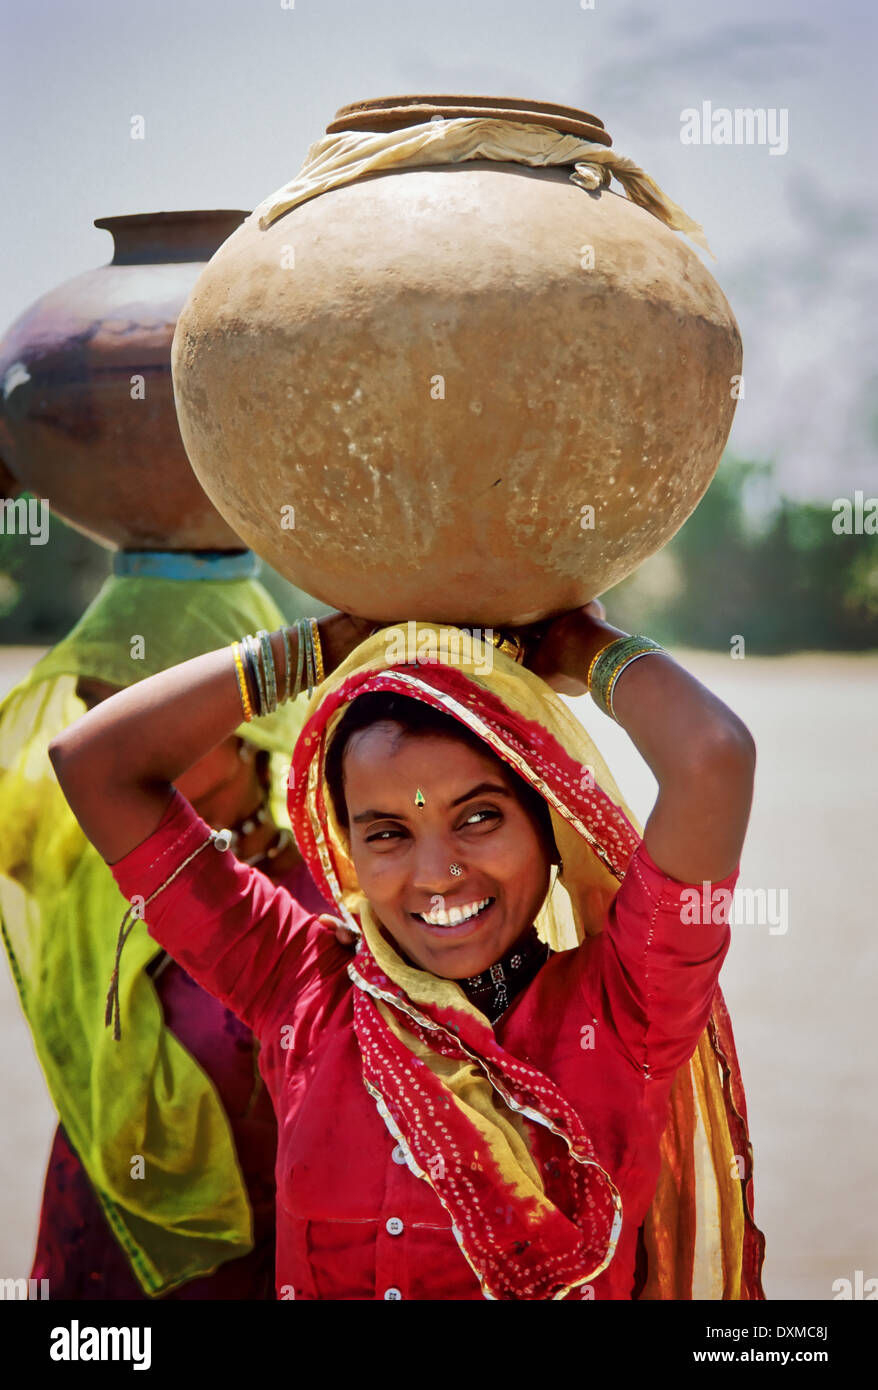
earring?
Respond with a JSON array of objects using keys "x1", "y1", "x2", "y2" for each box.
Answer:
[{"x1": 238, "y1": 740, "x2": 254, "y2": 763}]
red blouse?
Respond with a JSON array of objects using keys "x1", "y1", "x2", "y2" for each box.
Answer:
[{"x1": 110, "y1": 790, "x2": 736, "y2": 1301}]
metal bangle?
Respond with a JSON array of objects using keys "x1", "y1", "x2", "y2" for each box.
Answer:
[
  {"x1": 281, "y1": 625, "x2": 293, "y2": 703},
  {"x1": 244, "y1": 633, "x2": 268, "y2": 717},
  {"x1": 231, "y1": 643, "x2": 253, "y2": 722},
  {"x1": 303, "y1": 618, "x2": 316, "y2": 696},
  {"x1": 253, "y1": 632, "x2": 271, "y2": 714},
  {"x1": 293, "y1": 618, "x2": 306, "y2": 700},
  {"x1": 240, "y1": 636, "x2": 262, "y2": 717},
  {"x1": 257, "y1": 630, "x2": 277, "y2": 713},
  {"x1": 295, "y1": 617, "x2": 308, "y2": 697},
  {"x1": 486, "y1": 631, "x2": 525, "y2": 664},
  {"x1": 293, "y1": 617, "x2": 309, "y2": 697},
  {"x1": 587, "y1": 642, "x2": 615, "y2": 690},
  {"x1": 309, "y1": 617, "x2": 325, "y2": 684}
]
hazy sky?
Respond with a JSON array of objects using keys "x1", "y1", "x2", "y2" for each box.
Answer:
[{"x1": 2, "y1": 0, "x2": 875, "y2": 501}]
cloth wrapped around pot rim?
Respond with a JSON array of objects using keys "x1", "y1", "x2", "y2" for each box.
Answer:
[
  {"x1": 286, "y1": 623, "x2": 764, "y2": 1299},
  {"x1": 251, "y1": 114, "x2": 713, "y2": 255}
]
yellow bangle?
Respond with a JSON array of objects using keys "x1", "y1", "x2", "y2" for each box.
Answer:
[
  {"x1": 308, "y1": 617, "x2": 325, "y2": 684},
  {"x1": 231, "y1": 642, "x2": 253, "y2": 722}
]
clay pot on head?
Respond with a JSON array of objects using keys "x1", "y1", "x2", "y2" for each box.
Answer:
[
  {"x1": 171, "y1": 98, "x2": 742, "y2": 625},
  {"x1": 0, "y1": 211, "x2": 249, "y2": 551}
]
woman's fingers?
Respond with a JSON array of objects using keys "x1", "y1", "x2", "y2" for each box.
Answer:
[{"x1": 318, "y1": 913, "x2": 358, "y2": 948}]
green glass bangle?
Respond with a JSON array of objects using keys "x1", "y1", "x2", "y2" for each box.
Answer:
[
  {"x1": 294, "y1": 616, "x2": 311, "y2": 697},
  {"x1": 245, "y1": 633, "x2": 268, "y2": 716},
  {"x1": 304, "y1": 618, "x2": 317, "y2": 697},
  {"x1": 281, "y1": 625, "x2": 293, "y2": 703},
  {"x1": 589, "y1": 635, "x2": 665, "y2": 720},
  {"x1": 256, "y1": 630, "x2": 277, "y2": 713},
  {"x1": 293, "y1": 618, "x2": 306, "y2": 700}
]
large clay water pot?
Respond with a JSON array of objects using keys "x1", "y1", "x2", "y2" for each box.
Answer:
[
  {"x1": 171, "y1": 98, "x2": 742, "y2": 624},
  {"x1": 0, "y1": 211, "x2": 247, "y2": 550}
]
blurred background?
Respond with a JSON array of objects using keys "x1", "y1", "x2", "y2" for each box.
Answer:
[{"x1": 1, "y1": 0, "x2": 876, "y2": 1301}]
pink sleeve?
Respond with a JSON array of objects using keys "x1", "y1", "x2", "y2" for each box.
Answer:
[
  {"x1": 108, "y1": 790, "x2": 345, "y2": 1039},
  {"x1": 583, "y1": 840, "x2": 737, "y2": 1080}
]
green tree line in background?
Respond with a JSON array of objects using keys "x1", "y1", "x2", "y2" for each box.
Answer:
[
  {"x1": 607, "y1": 457, "x2": 878, "y2": 651},
  {"x1": 1, "y1": 456, "x2": 876, "y2": 652}
]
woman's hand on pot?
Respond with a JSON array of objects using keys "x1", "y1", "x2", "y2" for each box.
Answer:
[
  {"x1": 518, "y1": 600, "x2": 622, "y2": 697},
  {"x1": 317, "y1": 612, "x2": 380, "y2": 675}
]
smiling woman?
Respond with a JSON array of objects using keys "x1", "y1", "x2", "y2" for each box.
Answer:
[
  {"x1": 48, "y1": 610, "x2": 765, "y2": 1301},
  {"x1": 324, "y1": 690, "x2": 559, "y2": 991}
]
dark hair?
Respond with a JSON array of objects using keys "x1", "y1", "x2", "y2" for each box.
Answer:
[{"x1": 324, "y1": 691, "x2": 557, "y2": 858}]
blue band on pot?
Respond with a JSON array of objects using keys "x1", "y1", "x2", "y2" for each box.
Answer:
[{"x1": 113, "y1": 550, "x2": 258, "y2": 581}]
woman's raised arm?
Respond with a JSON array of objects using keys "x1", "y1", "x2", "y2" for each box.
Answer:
[
  {"x1": 527, "y1": 605, "x2": 756, "y2": 885},
  {"x1": 49, "y1": 613, "x2": 373, "y2": 865}
]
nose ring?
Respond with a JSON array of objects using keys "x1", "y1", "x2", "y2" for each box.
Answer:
[{"x1": 449, "y1": 863, "x2": 463, "y2": 877}]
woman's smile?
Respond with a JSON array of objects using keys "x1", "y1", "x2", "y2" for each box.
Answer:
[
  {"x1": 410, "y1": 894, "x2": 497, "y2": 936},
  {"x1": 412, "y1": 894, "x2": 494, "y2": 926}
]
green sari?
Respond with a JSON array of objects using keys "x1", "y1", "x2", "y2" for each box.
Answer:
[{"x1": 0, "y1": 566, "x2": 309, "y2": 1295}]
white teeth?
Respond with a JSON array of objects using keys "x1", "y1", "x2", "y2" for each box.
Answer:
[{"x1": 417, "y1": 897, "x2": 492, "y2": 927}]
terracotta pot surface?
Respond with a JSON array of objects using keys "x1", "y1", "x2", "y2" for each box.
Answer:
[
  {"x1": 0, "y1": 211, "x2": 248, "y2": 550},
  {"x1": 172, "y1": 100, "x2": 741, "y2": 625}
]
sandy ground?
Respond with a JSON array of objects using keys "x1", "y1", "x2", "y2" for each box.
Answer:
[{"x1": 0, "y1": 644, "x2": 875, "y2": 1299}]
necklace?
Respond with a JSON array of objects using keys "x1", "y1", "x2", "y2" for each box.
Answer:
[
  {"x1": 221, "y1": 786, "x2": 272, "y2": 855},
  {"x1": 459, "y1": 928, "x2": 550, "y2": 1024},
  {"x1": 217, "y1": 784, "x2": 294, "y2": 868}
]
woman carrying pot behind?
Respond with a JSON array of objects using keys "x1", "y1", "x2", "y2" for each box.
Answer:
[
  {"x1": 0, "y1": 554, "x2": 367, "y2": 1298},
  {"x1": 48, "y1": 602, "x2": 765, "y2": 1300}
]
